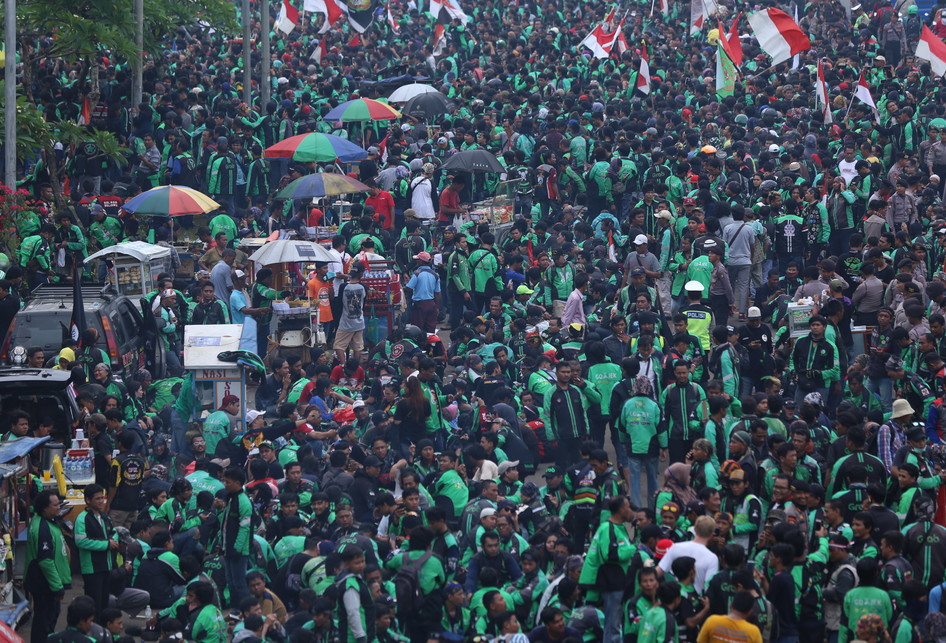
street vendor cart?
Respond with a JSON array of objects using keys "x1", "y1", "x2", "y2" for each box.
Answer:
[
  {"x1": 184, "y1": 324, "x2": 248, "y2": 432},
  {"x1": 84, "y1": 241, "x2": 172, "y2": 298}
]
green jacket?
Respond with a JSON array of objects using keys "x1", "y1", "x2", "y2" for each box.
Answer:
[
  {"x1": 221, "y1": 490, "x2": 253, "y2": 556},
  {"x1": 578, "y1": 520, "x2": 644, "y2": 601},
  {"x1": 89, "y1": 216, "x2": 123, "y2": 249},
  {"x1": 202, "y1": 410, "x2": 231, "y2": 455},
  {"x1": 384, "y1": 550, "x2": 446, "y2": 595},
  {"x1": 638, "y1": 605, "x2": 677, "y2": 643},
  {"x1": 616, "y1": 395, "x2": 665, "y2": 455},
  {"x1": 75, "y1": 509, "x2": 116, "y2": 575},
  {"x1": 587, "y1": 161, "x2": 613, "y2": 201},
  {"x1": 155, "y1": 496, "x2": 202, "y2": 533},
  {"x1": 209, "y1": 214, "x2": 238, "y2": 242},
  {"x1": 189, "y1": 603, "x2": 228, "y2": 642},
  {"x1": 17, "y1": 234, "x2": 51, "y2": 270},
  {"x1": 26, "y1": 514, "x2": 71, "y2": 593},
  {"x1": 469, "y1": 248, "x2": 502, "y2": 293},
  {"x1": 447, "y1": 249, "x2": 472, "y2": 293}
]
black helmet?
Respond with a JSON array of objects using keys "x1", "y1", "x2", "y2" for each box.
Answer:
[{"x1": 403, "y1": 325, "x2": 425, "y2": 345}]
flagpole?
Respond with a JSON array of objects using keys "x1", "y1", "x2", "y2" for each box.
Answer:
[
  {"x1": 242, "y1": 0, "x2": 252, "y2": 105},
  {"x1": 262, "y1": 0, "x2": 271, "y2": 107}
]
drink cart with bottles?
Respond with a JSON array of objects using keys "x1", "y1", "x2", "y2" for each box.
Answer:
[
  {"x1": 362, "y1": 259, "x2": 399, "y2": 345},
  {"x1": 184, "y1": 325, "x2": 248, "y2": 433},
  {"x1": 465, "y1": 180, "x2": 515, "y2": 245},
  {"x1": 84, "y1": 241, "x2": 173, "y2": 298}
]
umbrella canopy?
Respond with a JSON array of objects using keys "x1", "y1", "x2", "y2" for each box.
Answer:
[
  {"x1": 275, "y1": 173, "x2": 371, "y2": 200},
  {"x1": 249, "y1": 240, "x2": 336, "y2": 265},
  {"x1": 402, "y1": 93, "x2": 452, "y2": 122},
  {"x1": 264, "y1": 133, "x2": 368, "y2": 163},
  {"x1": 323, "y1": 98, "x2": 402, "y2": 122},
  {"x1": 121, "y1": 185, "x2": 219, "y2": 216},
  {"x1": 388, "y1": 83, "x2": 441, "y2": 103},
  {"x1": 441, "y1": 150, "x2": 505, "y2": 173}
]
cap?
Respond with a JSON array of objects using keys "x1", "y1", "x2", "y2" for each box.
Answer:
[
  {"x1": 660, "y1": 501, "x2": 680, "y2": 514},
  {"x1": 655, "y1": 538, "x2": 674, "y2": 559},
  {"x1": 258, "y1": 440, "x2": 275, "y2": 451},
  {"x1": 497, "y1": 460, "x2": 520, "y2": 475},
  {"x1": 685, "y1": 500, "x2": 705, "y2": 515},
  {"x1": 353, "y1": 400, "x2": 366, "y2": 409},
  {"x1": 655, "y1": 209, "x2": 672, "y2": 220},
  {"x1": 729, "y1": 468, "x2": 746, "y2": 481},
  {"x1": 437, "y1": 136, "x2": 448, "y2": 144},
  {"x1": 480, "y1": 507, "x2": 496, "y2": 519},
  {"x1": 685, "y1": 280, "x2": 705, "y2": 292},
  {"x1": 631, "y1": 266, "x2": 646, "y2": 276},
  {"x1": 516, "y1": 284, "x2": 534, "y2": 295},
  {"x1": 363, "y1": 455, "x2": 383, "y2": 468},
  {"x1": 768, "y1": 144, "x2": 780, "y2": 153},
  {"x1": 234, "y1": 270, "x2": 247, "y2": 279},
  {"x1": 246, "y1": 409, "x2": 265, "y2": 424},
  {"x1": 633, "y1": 234, "x2": 649, "y2": 245},
  {"x1": 727, "y1": 325, "x2": 737, "y2": 334},
  {"x1": 413, "y1": 251, "x2": 432, "y2": 262},
  {"x1": 219, "y1": 394, "x2": 240, "y2": 409},
  {"x1": 747, "y1": 306, "x2": 762, "y2": 319},
  {"x1": 731, "y1": 430, "x2": 751, "y2": 445},
  {"x1": 907, "y1": 427, "x2": 927, "y2": 441},
  {"x1": 367, "y1": 146, "x2": 380, "y2": 155},
  {"x1": 829, "y1": 278, "x2": 845, "y2": 291},
  {"x1": 543, "y1": 465, "x2": 562, "y2": 478},
  {"x1": 683, "y1": 197, "x2": 697, "y2": 205}
]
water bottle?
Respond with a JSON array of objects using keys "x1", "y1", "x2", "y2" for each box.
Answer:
[{"x1": 144, "y1": 605, "x2": 153, "y2": 620}]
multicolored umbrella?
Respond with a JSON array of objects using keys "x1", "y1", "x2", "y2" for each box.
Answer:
[
  {"x1": 275, "y1": 173, "x2": 371, "y2": 200},
  {"x1": 323, "y1": 98, "x2": 402, "y2": 122},
  {"x1": 388, "y1": 83, "x2": 441, "y2": 103},
  {"x1": 264, "y1": 133, "x2": 368, "y2": 163},
  {"x1": 120, "y1": 185, "x2": 220, "y2": 216}
]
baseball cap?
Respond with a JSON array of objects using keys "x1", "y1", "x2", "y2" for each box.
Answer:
[
  {"x1": 363, "y1": 455, "x2": 383, "y2": 468},
  {"x1": 413, "y1": 251, "x2": 432, "y2": 262},
  {"x1": 729, "y1": 468, "x2": 746, "y2": 481},
  {"x1": 516, "y1": 284, "x2": 534, "y2": 295},
  {"x1": 353, "y1": 400, "x2": 366, "y2": 409},
  {"x1": 497, "y1": 460, "x2": 520, "y2": 475},
  {"x1": 633, "y1": 234, "x2": 648, "y2": 245},
  {"x1": 246, "y1": 410, "x2": 265, "y2": 424},
  {"x1": 631, "y1": 266, "x2": 646, "y2": 276},
  {"x1": 683, "y1": 197, "x2": 697, "y2": 206},
  {"x1": 543, "y1": 465, "x2": 562, "y2": 478},
  {"x1": 661, "y1": 501, "x2": 680, "y2": 514},
  {"x1": 367, "y1": 146, "x2": 380, "y2": 155},
  {"x1": 747, "y1": 306, "x2": 762, "y2": 319},
  {"x1": 655, "y1": 210, "x2": 672, "y2": 220},
  {"x1": 258, "y1": 441, "x2": 275, "y2": 451},
  {"x1": 219, "y1": 394, "x2": 239, "y2": 409},
  {"x1": 480, "y1": 508, "x2": 496, "y2": 519},
  {"x1": 731, "y1": 430, "x2": 751, "y2": 445},
  {"x1": 655, "y1": 538, "x2": 674, "y2": 559}
]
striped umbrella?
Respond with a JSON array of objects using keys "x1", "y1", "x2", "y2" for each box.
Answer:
[
  {"x1": 323, "y1": 98, "x2": 402, "y2": 122},
  {"x1": 264, "y1": 133, "x2": 368, "y2": 163},
  {"x1": 120, "y1": 185, "x2": 220, "y2": 216},
  {"x1": 275, "y1": 173, "x2": 371, "y2": 200}
]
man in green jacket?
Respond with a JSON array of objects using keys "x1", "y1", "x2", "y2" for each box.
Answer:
[
  {"x1": 221, "y1": 467, "x2": 253, "y2": 609},
  {"x1": 637, "y1": 581, "x2": 682, "y2": 643},
  {"x1": 18, "y1": 223, "x2": 56, "y2": 289},
  {"x1": 469, "y1": 232, "x2": 503, "y2": 314},
  {"x1": 447, "y1": 234, "x2": 472, "y2": 328},
  {"x1": 615, "y1": 376, "x2": 667, "y2": 509},
  {"x1": 26, "y1": 491, "x2": 72, "y2": 643},
  {"x1": 75, "y1": 483, "x2": 118, "y2": 620},
  {"x1": 384, "y1": 526, "x2": 446, "y2": 639},
  {"x1": 183, "y1": 580, "x2": 227, "y2": 642},
  {"x1": 579, "y1": 495, "x2": 648, "y2": 643}
]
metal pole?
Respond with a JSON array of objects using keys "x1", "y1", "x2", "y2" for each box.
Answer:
[
  {"x1": 242, "y1": 0, "x2": 252, "y2": 106},
  {"x1": 261, "y1": 0, "x2": 270, "y2": 107},
  {"x1": 4, "y1": 0, "x2": 16, "y2": 187},
  {"x1": 133, "y1": 0, "x2": 143, "y2": 107}
]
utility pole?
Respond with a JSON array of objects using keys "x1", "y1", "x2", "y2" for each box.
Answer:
[
  {"x1": 261, "y1": 0, "x2": 270, "y2": 107},
  {"x1": 132, "y1": 0, "x2": 143, "y2": 107},
  {"x1": 242, "y1": 0, "x2": 252, "y2": 106},
  {"x1": 4, "y1": 0, "x2": 16, "y2": 188}
]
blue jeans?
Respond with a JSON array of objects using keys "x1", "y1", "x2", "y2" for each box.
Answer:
[
  {"x1": 223, "y1": 554, "x2": 249, "y2": 609},
  {"x1": 867, "y1": 376, "x2": 893, "y2": 413},
  {"x1": 625, "y1": 454, "x2": 658, "y2": 510},
  {"x1": 602, "y1": 590, "x2": 624, "y2": 643}
]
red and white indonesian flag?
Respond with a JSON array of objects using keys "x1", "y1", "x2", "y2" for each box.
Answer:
[
  {"x1": 432, "y1": 23, "x2": 446, "y2": 56},
  {"x1": 724, "y1": 15, "x2": 743, "y2": 67},
  {"x1": 747, "y1": 8, "x2": 811, "y2": 65},
  {"x1": 310, "y1": 40, "x2": 325, "y2": 64},
  {"x1": 580, "y1": 24, "x2": 614, "y2": 59},
  {"x1": 387, "y1": 3, "x2": 399, "y2": 32},
  {"x1": 614, "y1": 24, "x2": 629, "y2": 55},
  {"x1": 276, "y1": 0, "x2": 300, "y2": 34},
  {"x1": 637, "y1": 44, "x2": 651, "y2": 94},
  {"x1": 917, "y1": 25, "x2": 946, "y2": 77},
  {"x1": 853, "y1": 72, "x2": 880, "y2": 121},
  {"x1": 816, "y1": 60, "x2": 833, "y2": 124},
  {"x1": 306, "y1": 0, "x2": 346, "y2": 33},
  {"x1": 691, "y1": 0, "x2": 718, "y2": 36},
  {"x1": 430, "y1": 0, "x2": 469, "y2": 25}
]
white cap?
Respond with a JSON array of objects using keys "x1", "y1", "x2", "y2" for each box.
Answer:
[
  {"x1": 246, "y1": 410, "x2": 266, "y2": 424},
  {"x1": 747, "y1": 306, "x2": 762, "y2": 318},
  {"x1": 634, "y1": 234, "x2": 648, "y2": 245},
  {"x1": 768, "y1": 144, "x2": 779, "y2": 153},
  {"x1": 655, "y1": 210, "x2": 672, "y2": 220},
  {"x1": 685, "y1": 280, "x2": 705, "y2": 292},
  {"x1": 353, "y1": 400, "x2": 366, "y2": 409}
]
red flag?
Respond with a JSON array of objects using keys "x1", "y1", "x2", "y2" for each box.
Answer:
[
  {"x1": 747, "y1": 8, "x2": 810, "y2": 65},
  {"x1": 310, "y1": 40, "x2": 325, "y2": 64},
  {"x1": 77, "y1": 97, "x2": 91, "y2": 126},
  {"x1": 387, "y1": 3, "x2": 399, "y2": 33},
  {"x1": 310, "y1": 0, "x2": 345, "y2": 33},
  {"x1": 347, "y1": 33, "x2": 362, "y2": 47},
  {"x1": 727, "y1": 14, "x2": 743, "y2": 67},
  {"x1": 276, "y1": 0, "x2": 300, "y2": 35},
  {"x1": 432, "y1": 23, "x2": 446, "y2": 56},
  {"x1": 917, "y1": 25, "x2": 946, "y2": 77},
  {"x1": 636, "y1": 43, "x2": 651, "y2": 95},
  {"x1": 579, "y1": 24, "x2": 614, "y2": 59}
]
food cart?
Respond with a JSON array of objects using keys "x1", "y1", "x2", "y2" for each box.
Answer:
[
  {"x1": 84, "y1": 241, "x2": 173, "y2": 298},
  {"x1": 184, "y1": 324, "x2": 249, "y2": 432},
  {"x1": 466, "y1": 179, "x2": 515, "y2": 245}
]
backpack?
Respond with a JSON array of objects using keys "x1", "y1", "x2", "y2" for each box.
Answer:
[{"x1": 393, "y1": 551, "x2": 433, "y2": 619}]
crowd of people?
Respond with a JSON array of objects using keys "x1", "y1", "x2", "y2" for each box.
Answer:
[{"x1": 16, "y1": 0, "x2": 946, "y2": 641}]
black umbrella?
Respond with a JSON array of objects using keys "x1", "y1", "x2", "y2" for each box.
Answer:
[
  {"x1": 402, "y1": 92, "x2": 451, "y2": 121},
  {"x1": 441, "y1": 149, "x2": 504, "y2": 173}
]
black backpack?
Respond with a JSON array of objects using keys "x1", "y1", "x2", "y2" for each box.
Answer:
[{"x1": 393, "y1": 551, "x2": 433, "y2": 619}]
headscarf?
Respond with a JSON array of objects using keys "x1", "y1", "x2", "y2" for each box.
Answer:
[
  {"x1": 664, "y1": 462, "x2": 698, "y2": 507},
  {"x1": 631, "y1": 375, "x2": 653, "y2": 397},
  {"x1": 856, "y1": 614, "x2": 891, "y2": 643}
]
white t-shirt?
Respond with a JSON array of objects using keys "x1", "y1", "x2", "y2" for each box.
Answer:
[
  {"x1": 410, "y1": 175, "x2": 435, "y2": 220},
  {"x1": 838, "y1": 159, "x2": 858, "y2": 185},
  {"x1": 657, "y1": 540, "x2": 719, "y2": 593}
]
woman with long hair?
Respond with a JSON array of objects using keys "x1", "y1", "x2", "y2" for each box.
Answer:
[{"x1": 392, "y1": 376, "x2": 431, "y2": 460}]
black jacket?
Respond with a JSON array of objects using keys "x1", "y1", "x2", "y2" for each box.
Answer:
[
  {"x1": 132, "y1": 549, "x2": 186, "y2": 609},
  {"x1": 349, "y1": 470, "x2": 379, "y2": 522}
]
